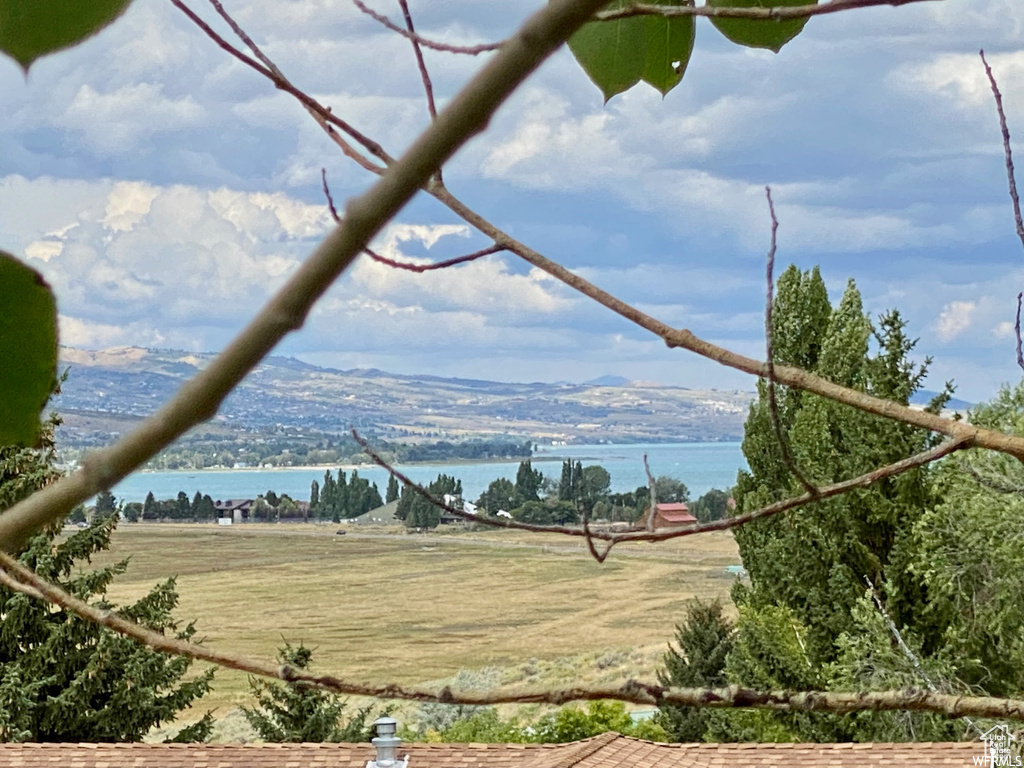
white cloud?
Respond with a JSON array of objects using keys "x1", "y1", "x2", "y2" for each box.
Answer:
[
  {"x1": 934, "y1": 300, "x2": 978, "y2": 341},
  {"x1": 60, "y1": 83, "x2": 204, "y2": 154},
  {"x1": 995, "y1": 320, "x2": 1015, "y2": 338}
]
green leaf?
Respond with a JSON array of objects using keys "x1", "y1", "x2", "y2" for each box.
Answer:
[
  {"x1": 568, "y1": 0, "x2": 647, "y2": 102},
  {"x1": 0, "y1": 252, "x2": 57, "y2": 446},
  {"x1": 708, "y1": 0, "x2": 816, "y2": 53},
  {"x1": 0, "y1": 0, "x2": 135, "y2": 71},
  {"x1": 642, "y1": 1, "x2": 695, "y2": 96},
  {"x1": 568, "y1": 0, "x2": 695, "y2": 101}
]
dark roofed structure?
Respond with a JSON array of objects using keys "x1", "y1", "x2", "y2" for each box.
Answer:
[{"x1": 0, "y1": 734, "x2": 984, "y2": 767}]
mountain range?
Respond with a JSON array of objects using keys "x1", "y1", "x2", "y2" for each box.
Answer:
[{"x1": 54, "y1": 346, "x2": 757, "y2": 446}]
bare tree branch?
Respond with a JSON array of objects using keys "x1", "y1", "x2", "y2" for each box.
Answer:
[
  {"x1": 321, "y1": 168, "x2": 341, "y2": 223},
  {"x1": 764, "y1": 187, "x2": 818, "y2": 498},
  {"x1": 0, "y1": 0, "x2": 620, "y2": 552},
  {"x1": 981, "y1": 49, "x2": 1024, "y2": 253},
  {"x1": 2, "y1": 547, "x2": 1023, "y2": 720},
  {"x1": 597, "y1": 0, "x2": 941, "y2": 22},
  {"x1": 399, "y1": 0, "x2": 438, "y2": 121},
  {"x1": 643, "y1": 453, "x2": 657, "y2": 533},
  {"x1": 352, "y1": 0, "x2": 503, "y2": 55},
  {"x1": 363, "y1": 244, "x2": 506, "y2": 273},
  {"x1": 1017, "y1": 292, "x2": 1024, "y2": 375},
  {"x1": 170, "y1": 0, "x2": 391, "y2": 167}
]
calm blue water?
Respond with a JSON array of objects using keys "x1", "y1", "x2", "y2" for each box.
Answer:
[{"x1": 109, "y1": 442, "x2": 747, "y2": 504}]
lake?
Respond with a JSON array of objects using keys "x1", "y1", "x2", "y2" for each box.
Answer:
[{"x1": 110, "y1": 442, "x2": 747, "y2": 504}]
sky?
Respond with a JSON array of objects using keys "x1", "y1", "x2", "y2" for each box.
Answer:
[{"x1": 2, "y1": 0, "x2": 1024, "y2": 402}]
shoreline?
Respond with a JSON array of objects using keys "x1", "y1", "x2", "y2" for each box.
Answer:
[{"x1": 123, "y1": 441, "x2": 744, "y2": 474}]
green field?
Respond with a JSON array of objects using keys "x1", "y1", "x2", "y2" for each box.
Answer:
[{"x1": 91, "y1": 524, "x2": 742, "y2": 720}]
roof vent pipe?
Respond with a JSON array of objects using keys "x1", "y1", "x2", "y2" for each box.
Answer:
[{"x1": 367, "y1": 716, "x2": 406, "y2": 768}]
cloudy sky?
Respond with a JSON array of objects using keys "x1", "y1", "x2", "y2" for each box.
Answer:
[{"x1": 2, "y1": 0, "x2": 1023, "y2": 401}]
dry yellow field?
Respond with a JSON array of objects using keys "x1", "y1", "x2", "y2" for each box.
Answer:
[{"x1": 90, "y1": 523, "x2": 742, "y2": 716}]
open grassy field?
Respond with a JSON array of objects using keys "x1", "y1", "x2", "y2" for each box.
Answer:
[{"x1": 89, "y1": 523, "x2": 742, "y2": 722}]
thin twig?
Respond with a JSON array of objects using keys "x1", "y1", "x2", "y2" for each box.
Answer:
[
  {"x1": 322, "y1": 168, "x2": 341, "y2": 223},
  {"x1": 399, "y1": 0, "x2": 438, "y2": 121},
  {"x1": 352, "y1": 0, "x2": 503, "y2": 55},
  {"x1": 764, "y1": 187, "x2": 818, "y2": 497},
  {"x1": 355, "y1": 431, "x2": 969, "y2": 545},
  {"x1": 398, "y1": 0, "x2": 442, "y2": 184},
  {"x1": 598, "y1": 0, "x2": 939, "y2": 21},
  {"x1": 1017, "y1": 292, "x2": 1024, "y2": 374},
  {"x1": 2, "y1": 548, "x2": 1022, "y2": 720},
  {"x1": 170, "y1": 0, "x2": 392, "y2": 168},
  {"x1": 0, "y1": 0, "x2": 619, "y2": 552},
  {"x1": 363, "y1": 244, "x2": 505, "y2": 272},
  {"x1": 643, "y1": 453, "x2": 656, "y2": 533},
  {"x1": 981, "y1": 50, "x2": 1024, "y2": 253},
  {"x1": 207, "y1": 0, "x2": 282, "y2": 77}
]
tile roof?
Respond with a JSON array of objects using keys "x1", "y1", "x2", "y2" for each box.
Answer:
[{"x1": 0, "y1": 733, "x2": 985, "y2": 768}]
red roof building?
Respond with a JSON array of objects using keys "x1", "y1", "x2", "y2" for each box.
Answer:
[{"x1": 653, "y1": 502, "x2": 696, "y2": 528}]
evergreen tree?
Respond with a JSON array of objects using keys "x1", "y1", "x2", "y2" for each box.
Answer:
[
  {"x1": 176, "y1": 491, "x2": 191, "y2": 520},
  {"x1": 310, "y1": 479, "x2": 320, "y2": 513},
  {"x1": 93, "y1": 490, "x2": 117, "y2": 519},
  {"x1": 514, "y1": 461, "x2": 543, "y2": 502},
  {"x1": 655, "y1": 600, "x2": 734, "y2": 742},
  {"x1": 319, "y1": 471, "x2": 336, "y2": 522},
  {"x1": 265, "y1": 489, "x2": 279, "y2": 508},
  {"x1": 241, "y1": 644, "x2": 374, "y2": 742},
  {"x1": 385, "y1": 475, "x2": 400, "y2": 504},
  {"x1": 723, "y1": 268, "x2": 950, "y2": 741},
  {"x1": 333, "y1": 470, "x2": 348, "y2": 523},
  {"x1": 0, "y1": 410, "x2": 214, "y2": 742},
  {"x1": 143, "y1": 491, "x2": 157, "y2": 520},
  {"x1": 558, "y1": 460, "x2": 574, "y2": 502},
  {"x1": 191, "y1": 491, "x2": 203, "y2": 518}
]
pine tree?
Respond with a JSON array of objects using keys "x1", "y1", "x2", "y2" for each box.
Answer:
[
  {"x1": 655, "y1": 600, "x2": 734, "y2": 743},
  {"x1": 93, "y1": 490, "x2": 117, "y2": 519},
  {"x1": 241, "y1": 644, "x2": 375, "y2": 742},
  {"x1": 191, "y1": 491, "x2": 203, "y2": 518},
  {"x1": 0, "y1": 411, "x2": 214, "y2": 742},
  {"x1": 385, "y1": 475, "x2": 400, "y2": 504}
]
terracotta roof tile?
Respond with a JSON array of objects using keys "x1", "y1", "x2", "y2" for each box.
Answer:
[{"x1": 0, "y1": 735, "x2": 987, "y2": 768}]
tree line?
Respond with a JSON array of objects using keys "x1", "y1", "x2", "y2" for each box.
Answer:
[{"x1": 397, "y1": 458, "x2": 730, "y2": 531}]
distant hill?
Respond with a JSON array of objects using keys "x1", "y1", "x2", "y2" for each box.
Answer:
[
  {"x1": 583, "y1": 375, "x2": 631, "y2": 387},
  {"x1": 54, "y1": 346, "x2": 754, "y2": 445}
]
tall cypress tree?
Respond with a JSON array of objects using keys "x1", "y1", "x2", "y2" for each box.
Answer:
[
  {"x1": 385, "y1": 475, "x2": 400, "y2": 504},
  {"x1": 724, "y1": 268, "x2": 949, "y2": 741}
]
